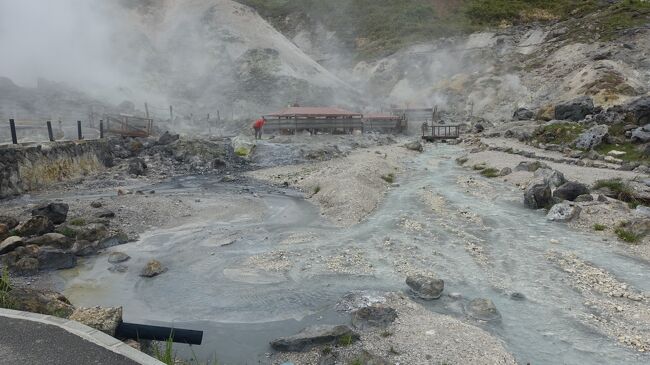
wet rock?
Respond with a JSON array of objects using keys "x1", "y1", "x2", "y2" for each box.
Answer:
[
  {"x1": 406, "y1": 274, "x2": 444, "y2": 300},
  {"x1": 108, "y1": 252, "x2": 130, "y2": 263},
  {"x1": 15, "y1": 216, "x2": 54, "y2": 237},
  {"x1": 553, "y1": 182, "x2": 590, "y2": 202},
  {"x1": 128, "y1": 158, "x2": 147, "y2": 176},
  {"x1": 404, "y1": 141, "x2": 424, "y2": 152},
  {"x1": 270, "y1": 325, "x2": 359, "y2": 352},
  {"x1": 94, "y1": 209, "x2": 116, "y2": 219},
  {"x1": 499, "y1": 167, "x2": 512, "y2": 177},
  {"x1": 31, "y1": 202, "x2": 69, "y2": 224},
  {"x1": 351, "y1": 305, "x2": 397, "y2": 330},
  {"x1": 575, "y1": 194, "x2": 594, "y2": 202},
  {"x1": 72, "y1": 240, "x2": 98, "y2": 257},
  {"x1": 515, "y1": 160, "x2": 547, "y2": 172},
  {"x1": 12, "y1": 257, "x2": 39, "y2": 275},
  {"x1": 510, "y1": 292, "x2": 526, "y2": 301},
  {"x1": 37, "y1": 248, "x2": 77, "y2": 270},
  {"x1": 25, "y1": 233, "x2": 73, "y2": 250},
  {"x1": 97, "y1": 231, "x2": 129, "y2": 249},
  {"x1": 555, "y1": 96, "x2": 594, "y2": 121},
  {"x1": 335, "y1": 291, "x2": 387, "y2": 312},
  {"x1": 524, "y1": 179, "x2": 552, "y2": 209},
  {"x1": 574, "y1": 125, "x2": 609, "y2": 150},
  {"x1": 547, "y1": 202, "x2": 582, "y2": 222},
  {"x1": 466, "y1": 298, "x2": 501, "y2": 321},
  {"x1": 140, "y1": 259, "x2": 166, "y2": 277},
  {"x1": 513, "y1": 107, "x2": 534, "y2": 121},
  {"x1": 69, "y1": 306, "x2": 122, "y2": 336},
  {"x1": 6, "y1": 287, "x2": 75, "y2": 317},
  {"x1": 0, "y1": 216, "x2": 19, "y2": 230},
  {"x1": 534, "y1": 168, "x2": 566, "y2": 189},
  {"x1": 158, "y1": 131, "x2": 180, "y2": 145},
  {"x1": 90, "y1": 201, "x2": 103, "y2": 208},
  {"x1": 0, "y1": 236, "x2": 24, "y2": 255},
  {"x1": 73, "y1": 223, "x2": 109, "y2": 242}
]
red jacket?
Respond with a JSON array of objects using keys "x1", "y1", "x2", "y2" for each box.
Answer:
[{"x1": 253, "y1": 119, "x2": 265, "y2": 129}]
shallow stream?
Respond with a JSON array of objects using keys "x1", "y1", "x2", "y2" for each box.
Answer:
[{"x1": 55, "y1": 145, "x2": 648, "y2": 364}]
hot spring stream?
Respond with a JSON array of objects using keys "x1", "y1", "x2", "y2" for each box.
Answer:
[{"x1": 54, "y1": 145, "x2": 648, "y2": 364}]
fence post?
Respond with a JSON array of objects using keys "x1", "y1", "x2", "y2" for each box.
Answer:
[
  {"x1": 46, "y1": 121, "x2": 54, "y2": 142},
  {"x1": 9, "y1": 119, "x2": 17, "y2": 144},
  {"x1": 100, "y1": 120, "x2": 104, "y2": 139},
  {"x1": 77, "y1": 120, "x2": 83, "y2": 140}
]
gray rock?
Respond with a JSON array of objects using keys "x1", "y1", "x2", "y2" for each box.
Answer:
[
  {"x1": 72, "y1": 240, "x2": 98, "y2": 257},
  {"x1": 12, "y1": 257, "x2": 39, "y2": 275},
  {"x1": 128, "y1": 158, "x2": 147, "y2": 176},
  {"x1": 158, "y1": 131, "x2": 180, "y2": 145},
  {"x1": 108, "y1": 264, "x2": 128, "y2": 273},
  {"x1": 499, "y1": 167, "x2": 512, "y2": 176},
  {"x1": 524, "y1": 179, "x2": 552, "y2": 209},
  {"x1": 510, "y1": 292, "x2": 526, "y2": 301},
  {"x1": 575, "y1": 194, "x2": 594, "y2": 202},
  {"x1": 513, "y1": 107, "x2": 534, "y2": 121},
  {"x1": 574, "y1": 125, "x2": 609, "y2": 150},
  {"x1": 97, "y1": 231, "x2": 129, "y2": 249},
  {"x1": 466, "y1": 298, "x2": 501, "y2": 321},
  {"x1": 90, "y1": 201, "x2": 103, "y2": 208},
  {"x1": 5, "y1": 287, "x2": 74, "y2": 317},
  {"x1": 37, "y1": 248, "x2": 77, "y2": 270},
  {"x1": 335, "y1": 291, "x2": 387, "y2": 312},
  {"x1": 553, "y1": 182, "x2": 590, "y2": 202},
  {"x1": 69, "y1": 307, "x2": 123, "y2": 336},
  {"x1": 0, "y1": 236, "x2": 24, "y2": 255},
  {"x1": 351, "y1": 305, "x2": 397, "y2": 329},
  {"x1": 547, "y1": 202, "x2": 582, "y2": 222},
  {"x1": 0, "y1": 216, "x2": 19, "y2": 230},
  {"x1": 73, "y1": 223, "x2": 109, "y2": 242},
  {"x1": 635, "y1": 206, "x2": 650, "y2": 218},
  {"x1": 624, "y1": 96, "x2": 650, "y2": 124},
  {"x1": 108, "y1": 252, "x2": 130, "y2": 264},
  {"x1": 270, "y1": 325, "x2": 359, "y2": 352},
  {"x1": 515, "y1": 161, "x2": 547, "y2": 172},
  {"x1": 94, "y1": 209, "x2": 116, "y2": 219},
  {"x1": 31, "y1": 203, "x2": 69, "y2": 224},
  {"x1": 631, "y1": 125, "x2": 650, "y2": 143},
  {"x1": 404, "y1": 141, "x2": 423, "y2": 152},
  {"x1": 406, "y1": 274, "x2": 444, "y2": 300},
  {"x1": 25, "y1": 233, "x2": 73, "y2": 250},
  {"x1": 15, "y1": 216, "x2": 54, "y2": 237},
  {"x1": 534, "y1": 168, "x2": 566, "y2": 189},
  {"x1": 555, "y1": 96, "x2": 595, "y2": 121},
  {"x1": 140, "y1": 259, "x2": 166, "y2": 277}
]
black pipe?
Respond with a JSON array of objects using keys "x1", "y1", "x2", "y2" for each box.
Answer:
[
  {"x1": 9, "y1": 119, "x2": 17, "y2": 144},
  {"x1": 77, "y1": 120, "x2": 83, "y2": 140},
  {"x1": 47, "y1": 121, "x2": 54, "y2": 142},
  {"x1": 115, "y1": 322, "x2": 203, "y2": 345}
]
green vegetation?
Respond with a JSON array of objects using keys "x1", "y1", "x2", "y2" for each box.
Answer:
[
  {"x1": 456, "y1": 157, "x2": 468, "y2": 165},
  {"x1": 381, "y1": 173, "x2": 395, "y2": 184},
  {"x1": 0, "y1": 267, "x2": 16, "y2": 310},
  {"x1": 338, "y1": 334, "x2": 355, "y2": 346},
  {"x1": 313, "y1": 185, "x2": 321, "y2": 194},
  {"x1": 533, "y1": 123, "x2": 586, "y2": 145},
  {"x1": 593, "y1": 179, "x2": 640, "y2": 208},
  {"x1": 241, "y1": 1, "x2": 648, "y2": 58},
  {"x1": 58, "y1": 227, "x2": 76, "y2": 238},
  {"x1": 480, "y1": 167, "x2": 500, "y2": 178},
  {"x1": 349, "y1": 359, "x2": 363, "y2": 365},
  {"x1": 69, "y1": 218, "x2": 86, "y2": 226},
  {"x1": 615, "y1": 226, "x2": 641, "y2": 243},
  {"x1": 593, "y1": 223, "x2": 607, "y2": 231},
  {"x1": 153, "y1": 336, "x2": 176, "y2": 365},
  {"x1": 380, "y1": 330, "x2": 392, "y2": 337},
  {"x1": 322, "y1": 346, "x2": 332, "y2": 355},
  {"x1": 595, "y1": 142, "x2": 649, "y2": 163}
]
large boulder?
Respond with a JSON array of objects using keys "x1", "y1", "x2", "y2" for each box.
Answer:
[
  {"x1": 405, "y1": 274, "x2": 444, "y2": 300},
  {"x1": 69, "y1": 307, "x2": 123, "y2": 336},
  {"x1": 547, "y1": 202, "x2": 582, "y2": 222},
  {"x1": 553, "y1": 182, "x2": 590, "y2": 201},
  {"x1": 128, "y1": 158, "x2": 147, "y2": 176},
  {"x1": 524, "y1": 179, "x2": 553, "y2": 209},
  {"x1": 631, "y1": 124, "x2": 650, "y2": 143},
  {"x1": 37, "y1": 248, "x2": 77, "y2": 270},
  {"x1": 573, "y1": 125, "x2": 609, "y2": 150},
  {"x1": 555, "y1": 96, "x2": 595, "y2": 121},
  {"x1": 0, "y1": 223, "x2": 8, "y2": 241},
  {"x1": 61, "y1": 223, "x2": 109, "y2": 242},
  {"x1": 12, "y1": 257, "x2": 39, "y2": 275},
  {"x1": 513, "y1": 107, "x2": 535, "y2": 121},
  {"x1": 31, "y1": 203, "x2": 69, "y2": 225},
  {"x1": 270, "y1": 325, "x2": 359, "y2": 352},
  {"x1": 140, "y1": 259, "x2": 166, "y2": 277},
  {"x1": 15, "y1": 216, "x2": 54, "y2": 237},
  {"x1": 0, "y1": 216, "x2": 19, "y2": 230},
  {"x1": 625, "y1": 96, "x2": 650, "y2": 124},
  {"x1": 0, "y1": 236, "x2": 24, "y2": 255},
  {"x1": 25, "y1": 233, "x2": 73, "y2": 250},
  {"x1": 465, "y1": 298, "x2": 501, "y2": 321},
  {"x1": 6, "y1": 287, "x2": 75, "y2": 317},
  {"x1": 351, "y1": 305, "x2": 397, "y2": 330},
  {"x1": 534, "y1": 168, "x2": 566, "y2": 189}
]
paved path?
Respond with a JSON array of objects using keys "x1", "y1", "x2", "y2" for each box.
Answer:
[{"x1": 0, "y1": 310, "x2": 163, "y2": 365}]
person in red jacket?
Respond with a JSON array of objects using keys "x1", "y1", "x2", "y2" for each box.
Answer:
[{"x1": 252, "y1": 117, "x2": 265, "y2": 140}]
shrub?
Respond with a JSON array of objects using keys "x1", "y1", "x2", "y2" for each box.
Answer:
[
  {"x1": 593, "y1": 224, "x2": 606, "y2": 231},
  {"x1": 593, "y1": 179, "x2": 640, "y2": 207},
  {"x1": 381, "y1": 173, "x2": 395, "y2": 184},
  {"x1": 313, "y1": 186, "x2": 321, "y2": 194},
  {"x1": 480, "y1": 168, "x2": 500, "y2": 178},
  {"x1": 59, "y1": 227, "x2": 77, "y2": 238},
  {"x1": 338, "y1": 334, "x2": 355, "y2": 346},
  {"x1": 472, "y1": 164, "x2": 486, "y2": 171},
  {"x1": 0, "y1": 267, "x2": 16, "y2": 310},
  {"x1": 615, "y1": 227, "x2": 641, "y2": 243},
  {"x1": 69, "y1": 218, "x2": 86, "y2": 226}
]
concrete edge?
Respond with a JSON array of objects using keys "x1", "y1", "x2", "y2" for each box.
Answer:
[{"x1": 0, "y1": 308, "x2": 165, "y2": 365}]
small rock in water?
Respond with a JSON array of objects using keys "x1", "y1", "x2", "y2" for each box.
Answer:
[
  {"x1": 406, "y1": 274, "x2": 444, "y2": 300},
  {"x1": 466, "y1": 298, "x2": 501, "y2": 321},
  {"x1": 108, "y1": 252, "x2": 130, "y2": 263},
  {"x1": 549, "y1": 239, "x2": 560, "y2": 244},
  {"x1": 140, "y1": 259, "x2": 167, "y2": 277},
  {"x1": 351, "y1": 305, "x2": 397, "y2": 330},
  {"x1": 510, "y1": 292, "x2": 526, "y2": 301}
]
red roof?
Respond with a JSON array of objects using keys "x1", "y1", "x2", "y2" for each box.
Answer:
[
  {"x1": 364, "y1": 113, "x2": 401, "y2": 120},
  {"x1": 266, "y1": 107, "x2": 362, "y2": 118}
]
